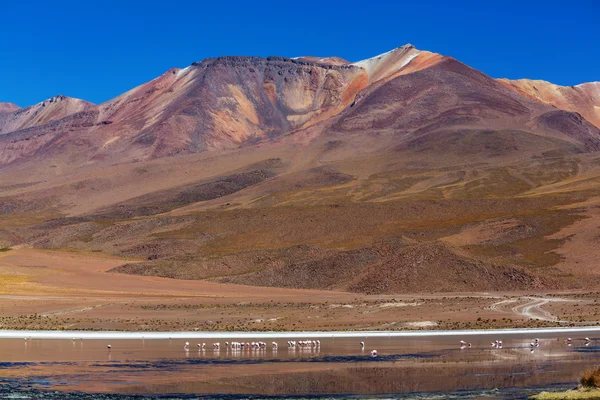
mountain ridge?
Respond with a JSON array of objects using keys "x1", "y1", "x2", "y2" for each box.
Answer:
[
  {"x1": 2, "y1": 44, "x2": 597, "y2": 170},
  {"x1": 1, "y1": 44, "x2": 600, "y2": 294},
  {"x1": 0, "y1": 94, "x2": 94, "y2": 136}
]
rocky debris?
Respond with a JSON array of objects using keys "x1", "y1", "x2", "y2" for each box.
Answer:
[{"x1": 0, "y1": 202, "x2": 16, "y2": 214}]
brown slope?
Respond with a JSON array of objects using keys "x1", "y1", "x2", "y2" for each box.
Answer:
[
  {"x1": 534, "y1": 109, "x2": 600, "y2": 151},
  {"x1": 335, "y1": 57, "x2": 534, "y2": 133},
  {"x1": 0, "y1": 108, "x2": 99, "y2": 165},
  {"x1": 332, "y1": 57, "x2": 600, "y2": 159},
  {"x1": 0, "y1": 95, "x2": 94, "y2": 135},
  {"x1": 206, "y1": 241, "x2": 550, "y2": 294},
  {"x1": 498, "y1": 79, "x2": 600, "y2": 129}
]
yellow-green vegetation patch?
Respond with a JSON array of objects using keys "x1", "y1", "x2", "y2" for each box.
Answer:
[
  {"x1": 532, "y1": 366, "x2": 600, "y2": 399},
  {"x1": 521, "y1": 157, "x2": 580, "y2": 187},
  {"x1": 353, "y1": 173, "x2": 436, "y2": 201},
  {"x1": 451, "y1": 168, "x2": 534, "y2": 199},
  {"x1": 531, "y1": 388, "x2": 600, "y2": 399},
  {"x1": 0, "y1": 210, "x2": 64, "y2": 229},
  {"x1": 0, "y1": 275, "x2": 33, "y2": 289}
]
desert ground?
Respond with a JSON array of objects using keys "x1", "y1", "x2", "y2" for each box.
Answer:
[{"x1": 1, "y1": 247, "x2": 599, "y2": 332}]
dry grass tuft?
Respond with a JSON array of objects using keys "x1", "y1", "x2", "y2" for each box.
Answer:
[{"x1": 581, "y1": 367, "x2": 600, "y2": 388}]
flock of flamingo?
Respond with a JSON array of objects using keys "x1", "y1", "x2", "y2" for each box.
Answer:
[
  {"x1": 457, "y1": 337, "x2": 594, "y2": 353},
  {"x1": 20, "y1": 336, "x2": 595, "y2": 358}
]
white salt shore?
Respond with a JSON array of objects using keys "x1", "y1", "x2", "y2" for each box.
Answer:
[{"x1": 2, "y1": 326, "x2": 600, "y2": 340}]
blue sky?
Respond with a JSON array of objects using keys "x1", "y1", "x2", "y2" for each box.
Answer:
[{"x1": 1, "y1": 0, "x2": 598, "y2": 107}]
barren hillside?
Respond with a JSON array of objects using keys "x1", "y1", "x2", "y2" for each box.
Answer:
[{"x1": 1, "y1": 45, "x2": 599, "y2": 294}]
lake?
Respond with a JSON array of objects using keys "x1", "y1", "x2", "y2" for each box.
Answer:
[{"x1": 1, "y1": 329, "x2": 598, "y2": 399}]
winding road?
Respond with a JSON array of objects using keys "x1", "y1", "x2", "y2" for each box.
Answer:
[{"x1": 489, "y1": 296, "x2": 570, "y2": 322}]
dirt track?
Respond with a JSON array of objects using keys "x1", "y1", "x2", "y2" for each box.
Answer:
[{"x1": 489, "y1": 297, "x2": 575, "y2": 322}]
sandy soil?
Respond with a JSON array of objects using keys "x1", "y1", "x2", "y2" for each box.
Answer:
[{"x1": 0, "y1": 248, "x2": 599, "y2": 332}]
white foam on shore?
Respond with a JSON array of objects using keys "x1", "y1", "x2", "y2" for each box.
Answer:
[{"x1": 3, "y1": 326, "x2": 600, "y2": 340}]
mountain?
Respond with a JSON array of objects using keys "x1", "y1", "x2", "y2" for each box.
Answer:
[
  {"x1": 0, "y1": 102, "x2": 20, "y2": 114},
  {"x1": 0, "y1": 95, "x2": 94, "y2": 135},
  {"x1": 498, "y1": 79, "x2": 600, "y2": 129},
  {"x1": 0, "y1": 57, "x2": 371, "y2": 166},
  {"x1": 1, "y1": 45, "x2": 598, "y2": 170},
  {"x1": 0, "y1": 46, "x2": 597, "y2": 170},
  {"x1": 334, "y1": 57, "x2": 600, "y2": 157},
  {"x1": 1, "y1": 45, "x2": 600, "y2": 294}
]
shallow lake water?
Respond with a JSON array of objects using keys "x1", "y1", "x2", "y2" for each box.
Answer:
[{"x1": 1, "y1": 331, "x2": 599, "y2": 399}]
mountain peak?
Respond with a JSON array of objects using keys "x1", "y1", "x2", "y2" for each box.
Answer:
[
  {"x1": 0, "y1": 102, "x2": 20, "y2": 114},
  {"x1": 351, "y1": 43, "x2": 443, "y2": 84},
  {"x1": 0, "y1": 94, "x2": 95, "y2": 136},
  {"x1": 37, "y1": 94, "x2": 94, "y2": 108}
]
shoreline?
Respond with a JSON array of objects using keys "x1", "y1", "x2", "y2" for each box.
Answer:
[{"x1": 3, "y1": 325, "x2": 600, "y2": 339}]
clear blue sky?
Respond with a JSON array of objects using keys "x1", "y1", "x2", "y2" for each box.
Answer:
[{"x1": 2, "y1": 0, "x2": 598, "y2": 107}]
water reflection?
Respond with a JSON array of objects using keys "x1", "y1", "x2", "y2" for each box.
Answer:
[{"x1": 0, "y1": 333, "x2": 598, "y2": 397}]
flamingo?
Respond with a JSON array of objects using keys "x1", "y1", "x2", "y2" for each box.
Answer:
[{"x1": 565, "y1": 338, "x2": 573, "y2": 345}]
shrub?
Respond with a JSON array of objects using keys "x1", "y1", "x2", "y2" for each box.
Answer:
[{"x1": 580, "y1": 367, "x2": 600, "y2": 388}]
